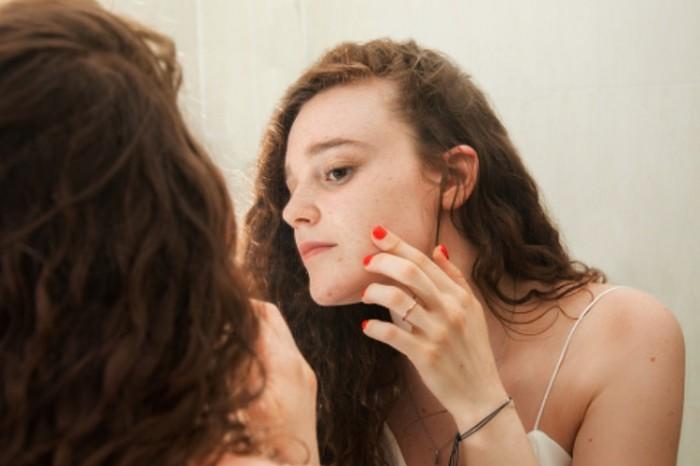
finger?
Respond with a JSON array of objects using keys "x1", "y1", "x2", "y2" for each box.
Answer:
[
  {"x1": 430, "y1": 244, "x2": 471, "y2": 291},
  {"x1": 251, "y1": 300, "x2": 274, "y2": 349},
  {"x1": 361, "y1": 283, "x2": 437, "y2": 333},
  {"x1": 430, "y1": 246, "x2": 483, "y2": 319},
  {"x1": 251, "y1": 298, "x2": 270, "y2": 319},
  {"x1": 252, "y1": 299, "x2": 296, "y2": 344},
  {"x1": 364, "y1": 252, "x2": 444, "y2": 310},
  {"x1": 370, "y1": 225, "x2": 459, "y2": 293},
  {"x1": 361, "y1": 319, "x2": 425, "y2": 363}
]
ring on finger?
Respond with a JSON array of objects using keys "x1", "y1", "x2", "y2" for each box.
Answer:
[{"x1": 401, "y1": 299, "x2": 418, "y2": 322}]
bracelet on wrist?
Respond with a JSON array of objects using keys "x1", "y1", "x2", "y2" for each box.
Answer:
[{"x1": 447, "y1": 396, "x2": 513, "y2": 466}]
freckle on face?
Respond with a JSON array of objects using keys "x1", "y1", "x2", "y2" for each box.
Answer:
[{"x1": 287, "y1": 80, "x2": 438, "y2": 305}]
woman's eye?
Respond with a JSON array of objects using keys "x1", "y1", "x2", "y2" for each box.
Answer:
[{"x1": 325, "y1": 166, "x2": 352, "y2": 183}]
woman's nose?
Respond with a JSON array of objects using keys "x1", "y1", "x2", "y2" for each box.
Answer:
[{"x1": 282, "y1": 187, "x2": 320, "y2": 228}]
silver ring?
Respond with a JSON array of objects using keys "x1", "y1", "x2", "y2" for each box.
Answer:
[{"x1": 401, "y1": 299, "x2": 418, "y2": 321}]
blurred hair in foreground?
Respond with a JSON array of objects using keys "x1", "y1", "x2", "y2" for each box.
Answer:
[{"x1": 0, "y1": 1, "x2": 261, "y2": 465}]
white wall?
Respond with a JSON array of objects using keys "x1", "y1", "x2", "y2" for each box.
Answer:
[{"x1": 105, "y1": 1, "x2": 700, "y2": 463}]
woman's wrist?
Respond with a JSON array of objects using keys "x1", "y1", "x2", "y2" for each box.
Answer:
[
  {"x1": 451, "y1": 384, "x2": 510, "y2": 432},
  {"x1": 452, "y1": 403, "x2": 538, "y2": 466}
]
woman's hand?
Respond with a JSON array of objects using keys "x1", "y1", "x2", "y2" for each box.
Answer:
[
  {"x1": 360, "y1": 226, "x2": 508, "y2": 428},
  {"x1": 245, "y1": 300, "x2": 319, "y2": 465}
]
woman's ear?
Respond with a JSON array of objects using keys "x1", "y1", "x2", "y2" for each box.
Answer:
[{"x1": 440, "y1": 144, "x2": 479, "y2": 210}]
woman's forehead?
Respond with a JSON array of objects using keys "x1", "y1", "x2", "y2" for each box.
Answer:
[{"x1": 286, "y1": 80, "x2": 407, "y2": 157}]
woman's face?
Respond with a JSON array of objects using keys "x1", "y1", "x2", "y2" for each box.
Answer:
[{"x1": 283, "y1": 79, "x2": 440, "y2": 306}]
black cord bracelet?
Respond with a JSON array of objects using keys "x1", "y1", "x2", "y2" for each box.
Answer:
[{"x1": 447, "y1": 397, "x2": 513, "y2": 466}]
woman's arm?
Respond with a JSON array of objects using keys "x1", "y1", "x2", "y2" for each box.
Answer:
[
  {"x1": 360, "y1": 226, "x2": 685, "y2": 465},
  {"x1": 569, "y1": 290, "x2": 685, "y2": 465},
  {"x1": 361, "y1": 226, "x2": 539, "y2": 465},
  {"x1": 245, "y1": 301, "x2": 320, "y2": 466}
]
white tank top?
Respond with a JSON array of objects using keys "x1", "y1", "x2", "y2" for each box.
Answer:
[{"x1": 382, "y1": 286, "x2": 623, "y2": 466}]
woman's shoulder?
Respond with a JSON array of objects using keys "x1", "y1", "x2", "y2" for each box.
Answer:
[
  {"x1": 587, "y1": 284, "x2": 682, "y2": 341},
  {"x1": 580, "y1": 284, "x2": 685, "y2": 378},
  {"x1": 564, "y1": 284, "x2": 685, "y2": 463}
]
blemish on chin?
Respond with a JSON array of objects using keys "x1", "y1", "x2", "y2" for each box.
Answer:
[
  {"x1": 309, "y1": 287, "x2": 338, "y2": 306},
  {"x1": 650, "y1": 356, "x2": 656, "y2": 362}
]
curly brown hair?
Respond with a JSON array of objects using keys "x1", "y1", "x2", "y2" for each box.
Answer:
[
  {"x1": 0, "y1": 1, "x2": 261, "y2": 465},
  {"x1": 243, "y1": 39, "x2": 605, "y2": 465}
]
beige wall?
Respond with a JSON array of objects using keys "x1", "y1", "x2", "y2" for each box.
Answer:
[{"x1": 105, "y1": 1, "x2": 700, "y2": 463}]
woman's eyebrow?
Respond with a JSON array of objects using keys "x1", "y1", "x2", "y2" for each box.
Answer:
[
  {"x1": 285, "y1": 138, "x2": 372, "y2": 183},
  {"x1": 307, "y1": 137, "x2": 372, "y2": 155}
]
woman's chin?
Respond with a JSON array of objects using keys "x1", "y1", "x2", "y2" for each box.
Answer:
[{"x1": 309, "y1": 284, "x2": 362, "y2": 307}]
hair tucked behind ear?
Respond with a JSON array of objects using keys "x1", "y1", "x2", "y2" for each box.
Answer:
[
  {"x1": 244, "y1": 38, "x2": 604, "y2": 465},
  {"x1": 0, "y1": 1, "x2": 261, "y2": 465}
]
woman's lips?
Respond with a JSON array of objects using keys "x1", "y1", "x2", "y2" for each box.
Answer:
[{"x1": 298, "y1": 242, "x2": 336, "y2": 260}]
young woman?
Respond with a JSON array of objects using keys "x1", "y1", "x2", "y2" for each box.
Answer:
[
  {"x1": 244, "y1": 39, "x2": 685, "y2": 466},
  {"x1": 0, "y1": 1, "x2": 317, "y2": 465}
]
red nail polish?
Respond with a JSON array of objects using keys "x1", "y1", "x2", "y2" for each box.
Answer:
[
  {"x1": 363, "y1": 254, "x2": 373, "y2": 266},
  {"x1": 361, "y1": 320, "x2": 369, "y2": 330},
  {"x1": 439, "y1": 244, "x2": 449, "y2": 259},
  {"x1": 372, "y1": 226, "x2": 387, "y2": 240}
]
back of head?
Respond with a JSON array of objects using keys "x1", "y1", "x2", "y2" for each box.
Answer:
[{"x1": 0, "y1": 1, "x2": 259, "y2": 465}]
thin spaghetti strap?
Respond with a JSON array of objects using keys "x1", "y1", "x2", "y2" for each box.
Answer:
[{"x1": 532, "y1": 286, "x2": 624, "y2": 431}]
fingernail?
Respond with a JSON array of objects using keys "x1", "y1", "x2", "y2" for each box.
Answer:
[
  {"x1": 372, "y1": 226, "x2": 387, "y2": 240},
  {"x1": 361, "y1": 320, "x2": 369, "y2": 330},
  {"x1": 363, "y1": 254, "x2": 373, "y2": 266},
  {"x1": 439, "y1": 244, "x2": 449, "y2": 259}
]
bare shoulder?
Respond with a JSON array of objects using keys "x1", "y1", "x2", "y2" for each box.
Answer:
[
  {"x1": 569, "y1": 285, "x2": 685, "y2": 463},
  {"x1": 586, "y1": 284, "x2": 685, "y2": 359}
]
